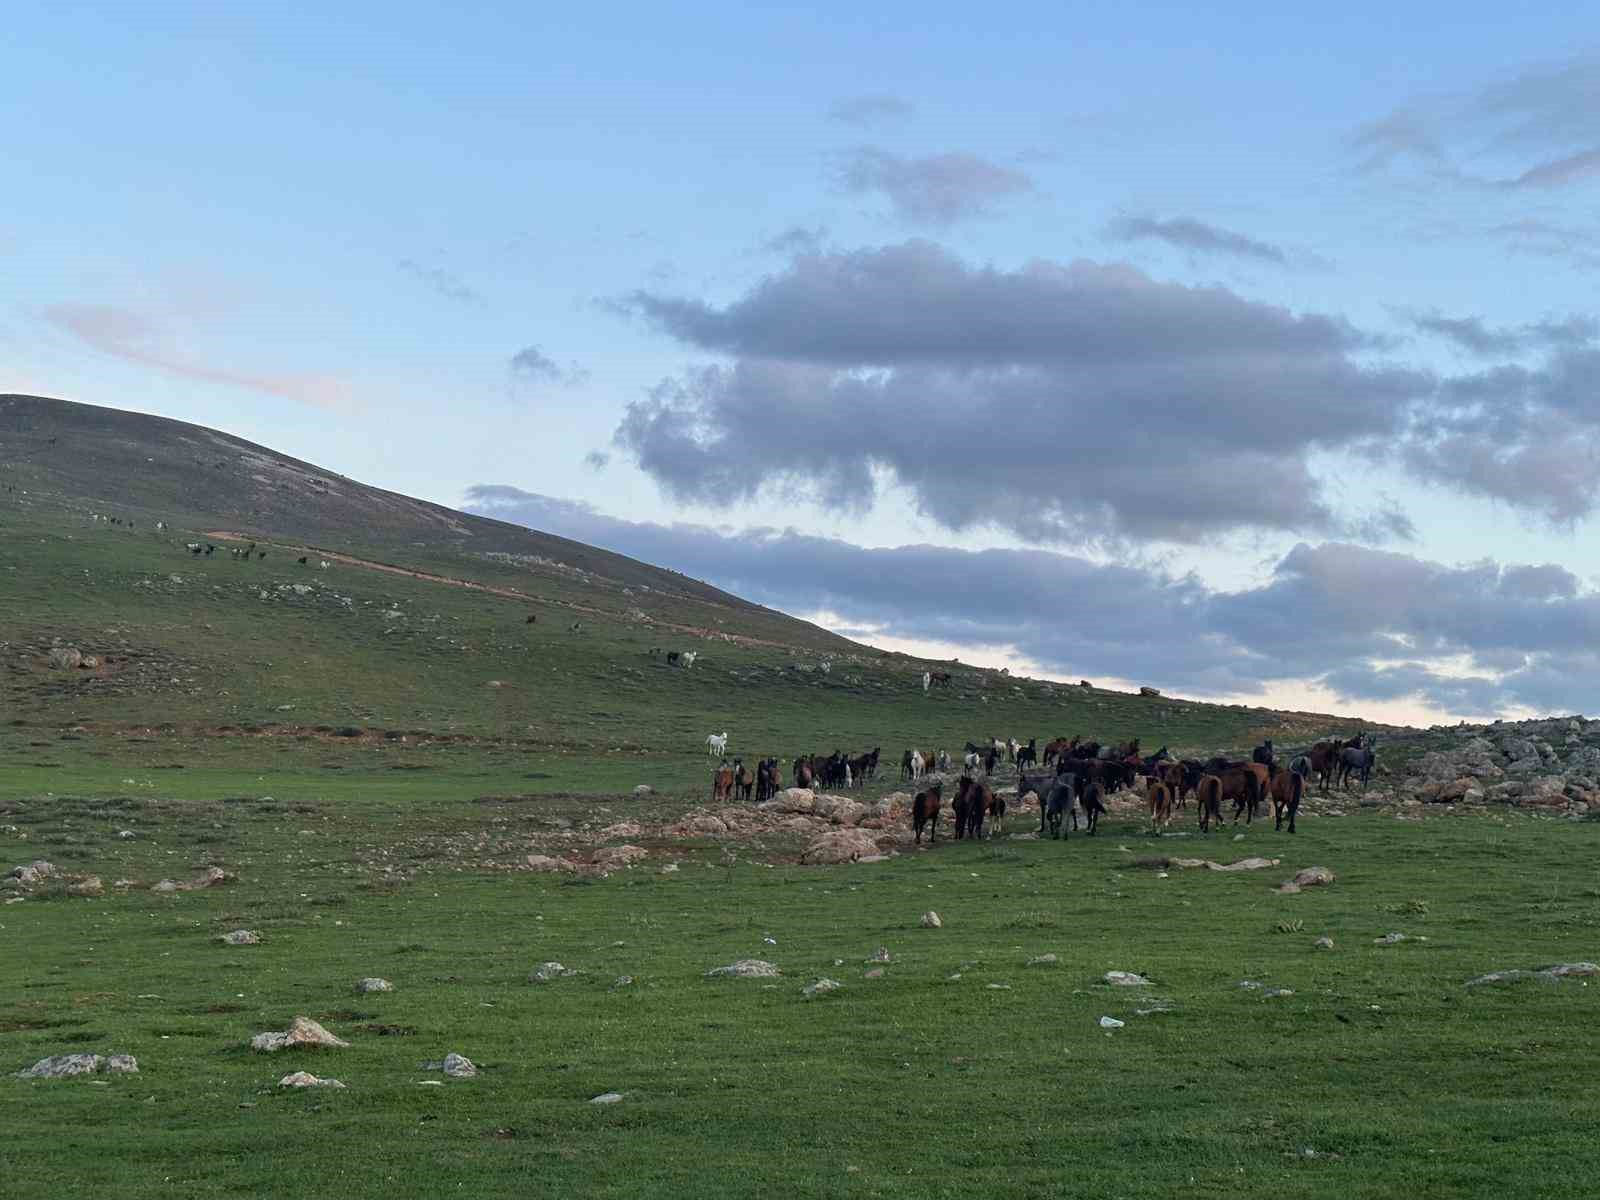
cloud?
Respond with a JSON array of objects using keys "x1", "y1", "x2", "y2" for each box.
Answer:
[
  {"x1": 611, "y1": 241, "x2": 1430, "y2": 543},
  {"x1": 1106, "y1": 215, "x2": 1289, "y2": 264},
  {"x1": 827, "y1": 94, "x2": 914, "y2": 127},
  {"x1": 397, "y1": 259, "x2": 479, "y2": 304},
  {"x1": 1489, "y1": 218, "x2": 1600, "y2": 268},
  {"x1": 831, "y1": 148, "x2": 1033, "y2": 225},
  {"x1": 509, "y1": 345, "x2": 590, "y2": 388},
  {"x1": 41, "y1": 302, "x2": 350, "y2": 410},
  {"x1": 1352, "y1": 55, "x2": 1600, "y2": 190},
  {"x1": 761, "y1": 226, "x2": 828, "y2": 256},
  {"x1": 1408, "y1": 311, "x2": 1599, "y2": 356},
  {"x1": 464, "y1": 485, "x2": 1600, "y2": 718},
  {"x1": 583, "y1": 450, "x2": 610, "y2": 471}
]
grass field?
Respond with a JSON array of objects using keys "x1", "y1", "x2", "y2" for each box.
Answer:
[{"x1": 5, "y1": 403, "x2": 1599, "y2": 1197}]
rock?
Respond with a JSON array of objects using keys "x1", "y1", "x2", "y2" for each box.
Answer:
[
  {"x1": 800, "y1": 828, "x2": 880, "y2": 865},
  {"x1": 920, "y1": 911, "x2": 942, "y2": 929},
  {"x1": 79, "y1": 654, "x2": 101, "y2": 669},
  {"x1": 1314, "y1": 936, "x2": 1335, "y2": 950},
  {"x1": 778, "y1": 788, "x2": 816, "y2": 813},
  {"x1": 354, "y1": 977, "x2": 393, "y2": 994},
  {"x1": 1104, "y1": 971, "x2": 1151, "y2": 986},
  {"x1": 250, "y1": 1016, "x2": 349, "y2": 1052},
  {"x1": 66, "y1": 876, "x2": 104, "y2": 897},
  {"x1": 867, "y1": 946, "x2": 893, "y2": 963},
  {"x1": 153, "y1": 867, "x2": 231, "y2": 894},
  {"x1": 15, "y1": 1053, "x2": 137, "y2": 1079},
  {"x1": 632, "y1": 784, "x2": 653, "y2": 798},
  {"x1": 590, "y1": 1091, "x2": 625, "y2": 1104},
  {"x1": 1099, "y1": 1016, "x2": 1125, "y2": 1029},
  {"x1": 530, "y1": 962, "x2": 575, "y2": 983},
  {"x1": 705, "y1": 959, "x2": 780, "y2": 979},
  {"x1": 591, "y1": 845, "x2": 648, "y2": 868},
  {"x1": 118, "y1": 830, "x2": 137, "y2": 840},
  {"x1": 1263, "y1": 988, "x2": 1295, "y2": 999},
  {"x1": 1465, "y1": 969, "x2": 1530, "y2": 987},
  {"x1": 681, "y1": 815, "x2": 729, "y2": 837},
  {"x1": 48, "y1": 647, "x2": 83, "y2": 670},
  {"x1": 219, "y1": 930, "x2": 260, "y2": 946},
  {"x1": 1539, "y1": 962, "x2": 1599, "y2": 979},
  {"x1": 525, "y1": 854, "x2": 575, "y2": 873},
  {"x1": 1139, "y1": 686, "x2": 1161, "y2": 697},
  {"x1": 7, "y1": 860, "x2": 56, "y2": 887},
  {"x1": 442, "y1": 1053, "x2": 477, "y2": 1078},
  {"x1": 1027, "y1": 954, "x2": 1059, "y2": 967},
  {"x1": 1168, "y1": 857, "x2": 1279, "y2": 872},
  {"x1": 1277, "y1": 866, "x2": 1334, "y2": 894},
  {"x1": 279, "y1": 1071, "x2": 345, "y2": 1089},
  {"x1": 802, "y1": 978, "x2": 842, "y2": 999},
  {"x1": 864, "y1": 968, "x2": 885, "y2": 979}
]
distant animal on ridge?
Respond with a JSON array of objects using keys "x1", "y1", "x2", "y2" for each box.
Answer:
[{"x1": 706, "y1": 731, "x2": 728, "y2": 757}]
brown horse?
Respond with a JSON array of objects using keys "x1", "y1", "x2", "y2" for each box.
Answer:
[
  {"x1": 1195, "y1": 774, "x2": 1223, "y2": 832},
  {"x1": 1270, "y1": 768, "x2": 1304, "y2": 833},
  {"x1": 1239, "y1": 763, "x2": 1271, "y2": 823},
  {"x1": 1214, "y1": 764, "x2": 1263, "y2": 824},
  {"x1": 1309, "y1": 739, "x2": 1345, "y2": 793},
  {"x1": 912, "y1": 782, "x2": 944, "y2": 844},
  {"x1": 953, "y1": 776, "x2": 997, "y2": 839},
  {"x1": 1147, "y1": 780, "x2": 1173, "y2": 828},
  {"x1": 1159, "y1": 760, "x2": 1186, "y2": 808},
  {"x1": 734, "y1": 761, "x2": 755, "y2": 802},
  {"x1": 712, "y1": 765, "x2": 734, "y2": 803}
]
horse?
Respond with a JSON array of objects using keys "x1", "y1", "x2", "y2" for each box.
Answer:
[
  {"x1": 1147, "y1": 780, "x2": 1173, "y2": 829},
  {"x1": 1158, "y1": 760, "x2": 1186, "y2": 808},
  {"x1": 734, "y1": 760, "x2": 755, "y2": 803},
  {"x1": 1078, "y1": 780, "x2": 1107, "y2": 835},
  {"x1": 953, "y1": 776, "x2": 998, "y2": 839},
  {"x1": 1213, "y1": 764, "x2": 1263, "y2": 825},
  {"x1": 901, "y1": 749, "x2": 917, "y2": 781},
  {"x1": 1309, "y1": 739, "x2": 1345, "y2": 793},
  {"x1": 1251, "y1": 739, "x2": 1275, "y2": 770},
  {"x1": 794, "y1": 757, "x2": 815, "y2": 790},
  {"x1": 1195, "y1": 774, "x2": 1224, "y2": 832},
  {"x1": 1239, "y1": 763, "x2": 1271, "y2": 822},
  {"x1": 929, "y1": 670, "x2": 953, "y2": 687},
  {"x1": 1270, "y1": 767, "x2": 1304, "y2": 833},
  {"x1": 1016, "y1": 738, "x2": 1038, "y2": 770},
  {"x1": 1019, "y1": 768, "x2": 1060, "y2": 835},
  {"x1": 711, "y1": 764, "x2": 734, "y2": 803},
  {"x1": 1044, "y1": 772, "x2": 1077, "y2": 839},
  {"x1": 912, "y1": 782, "x2": 943, "y2": 844},
  {"x1": 706, "y1": 731, "x2": 728, "y2": 757},
  {"x1": 1337, "y1": 739, "x2": 1376, "y2": 790}
]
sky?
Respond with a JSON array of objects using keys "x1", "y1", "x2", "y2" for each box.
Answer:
[{"x1": 5, "y1": 3, "x2": 1600, "y2": 724}]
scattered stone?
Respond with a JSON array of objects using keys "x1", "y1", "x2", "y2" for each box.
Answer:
[
  {"x1": 1314, "y1": 936, "x2": 1335, "y2": 950},
  {"x1": 632, "y1": 784, "x2": 653, "y2": 798},
  {"x1": 354, "y1": 977, "x2": 393, "y2": 994},
  {"x1": 800, "y1": 828, "x2": 882, "y2": 865},
  {"x1": 590, "y1": 1091, "x2": 625, "y2": 1104},
  {"x1": 524, "y1": 854, "x2": 575, "y2": 873},
  {"x1": 705, "y1": 959, "x2": 780, "y2": 979},
  {"x1": 1239, "y1": 980, "x2": 1262, "y2": 990},
  {"x1": 279, "y1": 1071, "x2": 345, "y2": 1089},
  {"x1": 118, "y1": 830, "x2": 137, "y2": 840},
  {"x1": 250, "y1": 1016, "x2": 349, "y2": 1052},
  {"x1": 153, "y1": 867, "x2": 231, "y2": 894},
  {"x1": 1168, "y1": 857, "x2": 1279, "y2": 872},
  {"x1": 1099, "y1": 1016, "x2": 1125, "y2": 1029},
  {"x1": 48, "y1": 647, "x2": 83, "y2": 670},
  {"x1": 15, "y1": 1053, "x2": 137, "y2": 1079},
  {"x1": 867, "y1": 946, "x2": 892, "y2": 963},
  {"x1": 219, "y1": 930, "x2": 260, "y2": 946},
  {"x1": 1374, "y1": 931, "x2": 1424, "y2": 945},
  {"x1": 66, "y1": 876, "x2": 104, "y2": 897},
  {"x1": 803, "y1": 978, "x2": 842, "y2": 999},
  {"x1": 1263, "y1": 988, "x2": 1296, "y2": 999},
  {"x1": 6, "y1": 860, "x2": 56, "y2": 888},
  {"x1": 1027, "y1": 954, "x2": 1059, "y2": 967},
  {"x1": 591, "y1": 845, "x2": 648, "y2": 869},
  {"x1": 442, "y1": 1053, "x2": 477, "y2": 1078},
  {"x1": 610, "y1": 975, "x2": 634, "y2": 990},
  {"x1": 864, "y1": 968, "x2": 885, "y2": 979},
  {"x1": 1540, "y1": 962, "x2": 1599, "y2": 979},
  {"x1": 987, "y1": 983, "x2": 1011, "y2": 990},
  {"x1": 1465, "y1": 969, "x2": 1530, "y2": 987},
  {"x1": 920, "y1": 911, "x2": 942, "y2": 929},
  {"x1": 1104, "y1": 971, "x2": 1151, "y2": 986},
  {"x1": 1277, "y1": 866, "x2": 1335, "y2": 894},
  {"x1": 530, "y1": 962, "x2": 576, "y2": 983}
]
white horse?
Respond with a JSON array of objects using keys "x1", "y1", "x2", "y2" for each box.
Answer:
[
  {"x1": 910, "y1": 750, "x2": 925, "y2": 780},
  {"x1": 706, "y1": 731, "x2": 728, "y2": 757},
  {"x1": 681, "y1": 651, "x2": 698, "y2": 668},
  {"x1": 937, "y1": 750, "x2": 951, "y2": 772},
  {"x1": 964, "y1": 751, "x2": 981, "y2": 772},
  {"x1": 921, "y1": 671, "x2": 931, "y2": 693}
]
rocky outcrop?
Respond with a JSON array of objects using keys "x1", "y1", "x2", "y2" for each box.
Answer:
[{"x1": 251, "y1": 1016, "x2": 349, "y2": 1052}]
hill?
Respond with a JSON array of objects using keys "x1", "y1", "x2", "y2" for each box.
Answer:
[{"x1": 2, "y1": 393, "x2": 1387, "y2": 798}]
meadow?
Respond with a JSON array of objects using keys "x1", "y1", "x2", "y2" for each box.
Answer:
[{"x1": 4, "y1": 468, "x2": 1599, "y2": 1197}]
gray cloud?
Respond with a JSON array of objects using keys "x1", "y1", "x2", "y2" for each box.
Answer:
[
  {"x1": 1353, "y1": 55, "x2": 1600, "y2": 190},
  {"x1": 464, "y1": 486, "x2": 1600, "y2": 718},
  {"x1": 1106, "y1": 215, "x2": 1289, "y2": 264},
  {"x1": 509, "y1": 345, "x2": 590, "y2": 388},
  {"x1": 397, "y1": 259, "x2": 479, "y2": 304},
  {"x1": 583, "y1": 450, "x2": 610, "y2": 471},
  {"x1": 828, "y1": 94, "x2": 915, "y2": 127},
  {"x1": 761, "y1": 226, "x2": 828, "y2": 256},
  {"x1": 1409, "y1": 311, "x2": 1599, "y2": 356},
  {"x1": 611, "y1": 241, "x2": 1429, "y2": 544},
  {"x1": 832, "y1": 148, "x2": 1033, "y2": 225}
]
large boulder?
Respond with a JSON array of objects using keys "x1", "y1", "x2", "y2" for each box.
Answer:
[
  {"x1": 47, "y1": 647, "x2": 83, "y2": 670},
  {"x1": 250, "y1": 1016, "x2": 348, "y2": 1052},
  {"x1": 705, "y1": 959, "x2": 780, "y2": 978},
  {"x1": 15, "y1": 1053, "x2": 137, "y2": 1079},
  {"x1": 591, "y1": 845, "x2": 648, "y2": 868},
  {"x1": 525, "y1": 854, "x2": 576, "y2": 873}
]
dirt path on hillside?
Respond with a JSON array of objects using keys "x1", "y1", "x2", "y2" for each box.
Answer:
[{"x1": 202, "y1": 531, "x2": 819, "y2": 654}]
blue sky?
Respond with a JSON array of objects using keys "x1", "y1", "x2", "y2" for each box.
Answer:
[{"x1": 6, "y1": 3, "x2": 1600, "y2": 722}]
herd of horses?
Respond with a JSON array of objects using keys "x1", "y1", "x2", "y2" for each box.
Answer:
[{"x1": 704, "y1": 730, "x2": 1378, "y2": 844}]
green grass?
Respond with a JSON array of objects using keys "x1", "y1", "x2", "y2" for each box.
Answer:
[{"x1": 4, "y1": 791, "x2": 1599, "y2": 1198}]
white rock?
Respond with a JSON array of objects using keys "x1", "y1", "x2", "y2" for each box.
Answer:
[
  {"x1": 920, "y1": 911, "x2": 942, "y2": 929},
  {"x1": 1027, "y1": 954, "x2": 1059, "y2": 967},
  {"x1": 354, "y1": 977, "x2": 393, "y2": 994},
  {"x1": 1314, "y1": 936, "x2": 1335, "y2": 950},
  {"x1": 220, "y1": 930, "x2": 260, "y2": 946},
  {"x1": 1099, "y1": 1016, "x2": 1125, "y2": 1029},
  {"x1": 802, "y1": 978, "x2": 843, "y2": 999},
  {"x1": 530, "y1": 962, "x2": 575, "y2": 983},
  {"x1": 279, "y1": 1071, "x2": 345, "y2": 1089},
  {"x1": 590, "y1": 1091, "x2": 625, "y2": 1104},
  {"x1": 705, "y1": 959, "x2": 780, "y2": 978},
  {"x1": 1104, "y1": 971, "x2": 1151, "y2": 986},
  {"x1": 250, "y1": 1016, "x2": 349, "y2": 1052},
  {"x1": 15, "y1": 1053, "x2": 137, "y2": 1079},
  {"x1": 442, "y1": 1053, "x2": 477, "y2": 1078}
]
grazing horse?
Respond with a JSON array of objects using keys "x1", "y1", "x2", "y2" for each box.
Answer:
[
  {"x1": 1016, "y1": 738, "x2": 1038, "y2": 770},
  {"x1": 711, "y1": 764, "x2": 734, "y2": 803},
  {"x1": 1195, "y1": 775, "x2": 1224, "y2": 832},
  {"x1": 1337, "y1": 739, "x2": 1376, "y2": 790},
  {"x1": 929, "y1": 670, "x2": 953, "y2": 687},
  {"x1": 1270, "y1": 767, "x2": 1304, "y2": 833},
  {"x1": 912, "y1": 783, "x2": 943, "y2": 844},
  {"x1": 734, "y1": 760, "x2": 755, "y2": 803},
  {"x1": 1147, "y1": 780, "x2": 1173, "y2": 829}
]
